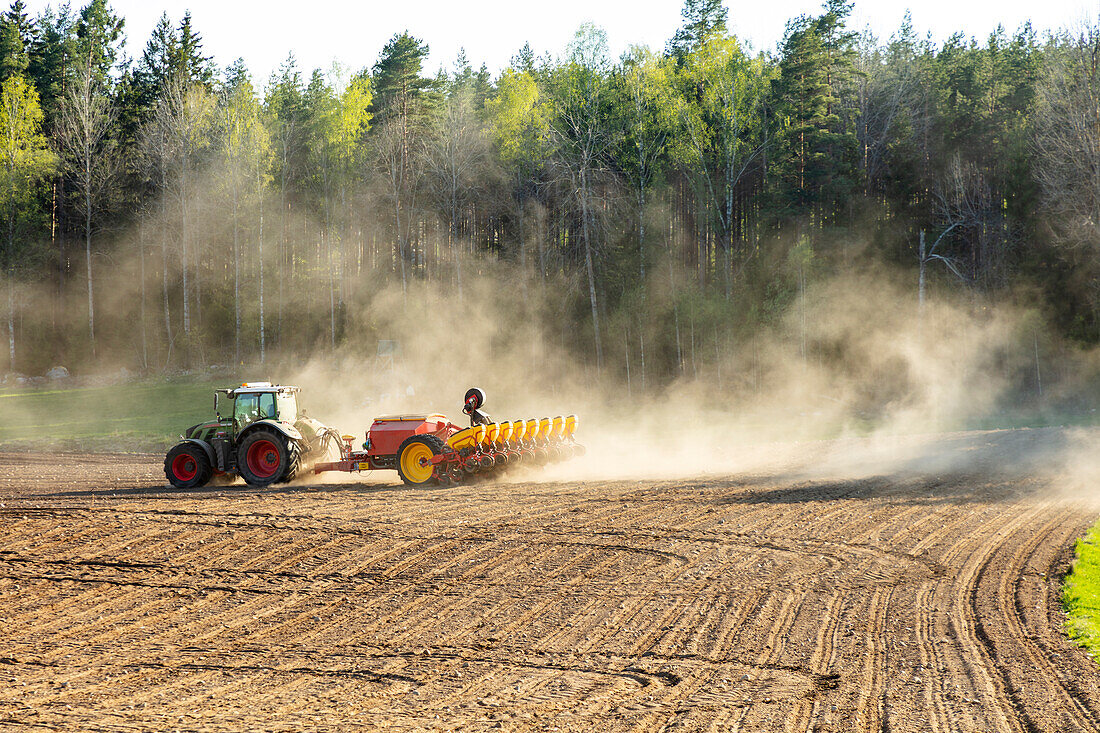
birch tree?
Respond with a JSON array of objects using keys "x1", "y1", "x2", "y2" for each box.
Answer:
[
  {"x1": 680, "y1": 36, "x2": 768, "y2": 292},
  {"x1": 548, "y1": 23, "x2": 618, "y2": 371},
  {"x1": 1035, "y1": 25, "x2": 1100, "y2": 252},
  {"x1": 485, "y1": 67, "x2": 551, "y2": 295},
  {"x1": 143, "y1": 74, "x2": 211, "y2": 351},
  {"x1": 424, "y1": 79, "x2": 490, "y2": 298},
  {"x1": 56, "y1": 57, "x2": 118, "y2": 357},
  {"x1": 216, "y1": 60, "x2": 269, "y2": 363}
]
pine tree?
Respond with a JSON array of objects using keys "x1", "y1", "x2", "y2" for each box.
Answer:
[
  {"x1": 27, "y1": 5, "x2": 76, "y2": 126},
  {"x1": 371, "y1": 31, "x2": 438, "y2": 127},
  {"x1": 511, "y1": 43, "x2": 535, "y2": 74},
  {"x1": 770, "y1": 1, "x2": 860, "y2": 226},
  {"x1": 176, "y1": 11, "x2": 214, "y2": 89},
  {"x1": 371, "y1": 31, "x2": 438, "y2": 289},
  {"x1": 74, "y1": 0, "x2": 124, "y2": 88},
  {"x1": 0, "y1": 1, "x2": 32, "y2": 82},
  {"x1": 667, "y1": 0, "x2": 728, "y2": 59}
]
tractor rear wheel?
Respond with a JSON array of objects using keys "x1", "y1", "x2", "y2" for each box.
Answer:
[
  {"x1": 396, "y1": 434, "x2": 444, "y2": 486},
  {"x1": 238, "y1": 427, "x2": 301, "y2": 487},
  {"x1": 164, "y1": 443, "x2": 213, "y2": 489}
]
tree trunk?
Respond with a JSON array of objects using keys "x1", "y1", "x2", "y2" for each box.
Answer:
[
  {"x1": 395, "y1": 194, "x2": 407, "y2": 295},
  {"x1": 7, "y1": 274, "x2": 13, "y2": 372},
  {"x1": 181, "y1": 167, "x2": 190, "y2": 337},
  {"x1": 624, "y1": 322, "x2": 631, "y2": 396},
  {"x1": 667, "y1": 197, "x2": 683, "y2": 374},
  {"x1": 637, "y1": 183, "x2": 646, "y2": 281},
  {"x1": 279, "y1": 188, "x2": 285, "y2": 344},
  {"x1": 259, "y1": 179, "x2": 265, "y2": 365},
  {"x1": 139, "y1": 221, "x2": 147, "y2": 370},
  {"x1": 85, "y1": 191, "x2": 95, "y2": 358},
  {"x1": 451, "y1": 195, "x2": 463, "y2": 300},
  {"x1": 517, "y1": 196, "x2": 527, "y2": 301},
  {"x1": 51, "y1": 180, "x2": 59, "y2": 328},
  {"x1": 161, "y1": 183, "x2": 172, "y2": 363},
  {"x1": 233, "y1": 182, "x2": 240, "y2": 364},
  {"x1": 918, "y1": 229, "x2": 927, "y2": 310},
  {"x1": 329, "y1": 230, "x2": 336, "y2": 349},
  {"x1": 580, "y1": 167, "x2": 603, "y2": 371}
]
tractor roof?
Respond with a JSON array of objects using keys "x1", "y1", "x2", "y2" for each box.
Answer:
[{"x1": 219, "y1": 383, "x2": 300, "y2": 396}]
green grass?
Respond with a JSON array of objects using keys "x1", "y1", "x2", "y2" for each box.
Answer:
[
  {"x1": 0, "y1": 378, "x2": 239, "y2": 452},
  {"x1": 1065, "y1": 519, "x2": 1100, "y2": 663}
]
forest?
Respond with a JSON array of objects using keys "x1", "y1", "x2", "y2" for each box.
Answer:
[{"x1": 0, "y1": 0, "x2": 1097, "y2": 396}]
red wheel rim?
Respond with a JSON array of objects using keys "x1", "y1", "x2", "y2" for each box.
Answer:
[
  {"x1": 246, "y1": 439, "x2": 281, "y2": 479},
  {"x1": 172, "y1": 454, "x2": 197, "y2": 481}
]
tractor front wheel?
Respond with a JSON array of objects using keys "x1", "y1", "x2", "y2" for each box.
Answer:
[
  {"x1": 238, "y1": 428, "x2": 301, "y2": 487},
  {"x1": 396, "y1": 434, "x2": 444, "y2": 486},
  {"x1": 164, "y1": 443, "x2": 213, "y2": 489}
]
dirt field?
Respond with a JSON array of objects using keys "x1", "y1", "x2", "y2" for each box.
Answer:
[{"x1": 1, "y1": 428, "x2": 1099, "y2": 732}]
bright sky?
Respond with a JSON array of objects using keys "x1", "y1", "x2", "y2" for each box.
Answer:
[{"x1": 21, "y1": 0, "x2": 1100, "y2": 88}]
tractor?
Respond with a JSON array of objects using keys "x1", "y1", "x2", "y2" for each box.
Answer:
[{"x1": 164, "y1": 382, "x2": 340, "y2": 489}]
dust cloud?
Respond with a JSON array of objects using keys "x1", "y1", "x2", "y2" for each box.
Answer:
[{"x1": 278, "y1": 262, "x2": 1100, "y2": 496}]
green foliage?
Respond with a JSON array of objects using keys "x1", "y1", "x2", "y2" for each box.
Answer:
[
  {"x1": 0, "y1": 74, "x2": 55, "y2": 269},
  {"x1": 1065, "y1": 520, "x2": 1100, "y2": 663},
  {"x1": 26, "y1": 4, "x2": 76, "y2": 129},
  {"x1": 485, "y1": 67, "x2": 549, "y2": 171},
  {"x1": 216, "y1": 61, "x2": 271, "y2": 194}
]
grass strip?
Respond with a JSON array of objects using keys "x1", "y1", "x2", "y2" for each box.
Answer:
[{"x1": 1065, "y1": 518, "x2": 1100, "y2": 663}]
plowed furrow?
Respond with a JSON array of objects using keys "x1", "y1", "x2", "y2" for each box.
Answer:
[
  {"x1": 784, "y1": 589, "x2": 846, "y2": 732},
  {"x1": 950, "y1": 502, "x2": 1045, "y2": 733},
  {"x1": 977, "y1": 506, "x2": 1100, "y2": 731}
]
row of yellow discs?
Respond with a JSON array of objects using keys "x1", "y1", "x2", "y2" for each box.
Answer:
[{"x1": 446, "y1": 415, "x2": 578, "y2": 452}]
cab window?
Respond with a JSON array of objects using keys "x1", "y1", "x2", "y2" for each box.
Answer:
[
  {"x1": 234, "y1": 392, "x2": 276, "y2": 425},
  {"x1": 276, "y1": 392, "x2": 298, "y2": 423}
]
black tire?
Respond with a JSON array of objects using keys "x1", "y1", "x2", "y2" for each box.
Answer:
[
  {"x1": 237, "y1": 427, "x2": 301, "y2": 487},
  {"x1": 165, "y1": 442, "x2": 213, "y2": 489},
  {"x1": 396, "y1": 434, "x2": 445, "y2": 486}
]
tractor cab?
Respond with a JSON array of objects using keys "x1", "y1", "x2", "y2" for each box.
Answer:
[{"x1": 216, "y1": 382, "x2": 301, "y2": 435}]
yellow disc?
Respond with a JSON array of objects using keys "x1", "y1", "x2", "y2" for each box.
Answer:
[{"x1": 399, "y1": 441, "x2": 435, "y2": 484}]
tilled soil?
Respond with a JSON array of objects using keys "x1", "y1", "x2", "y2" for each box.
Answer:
[{"x1": 0, "y1": 429, "x2": 1098, "y2": 732}]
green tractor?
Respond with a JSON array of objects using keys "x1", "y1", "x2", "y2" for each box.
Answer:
[{"x1": 164, "y1": 382, "x2": 340, "y2": 489}]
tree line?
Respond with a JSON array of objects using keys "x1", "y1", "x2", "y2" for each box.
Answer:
[{"x1": 0, "y1": 0, "x2": 1097, "y2": 389}]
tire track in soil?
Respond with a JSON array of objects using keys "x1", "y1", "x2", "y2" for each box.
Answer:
[
  {"x1": 975, "y1": 505, "x2": 1100, "y2": 732},
  {"x1": 853, "y1": 586, "x2": 893, "y2": 732},
  {"x1": 947, "y1": 501, "x2": 1047, "y2": 733},
  {"x1": 900, "y1": 498, "x2": 997, "y2": 733},
  {"x1": 783, "y1": 589, "x2": 847, "y2": 733}
]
